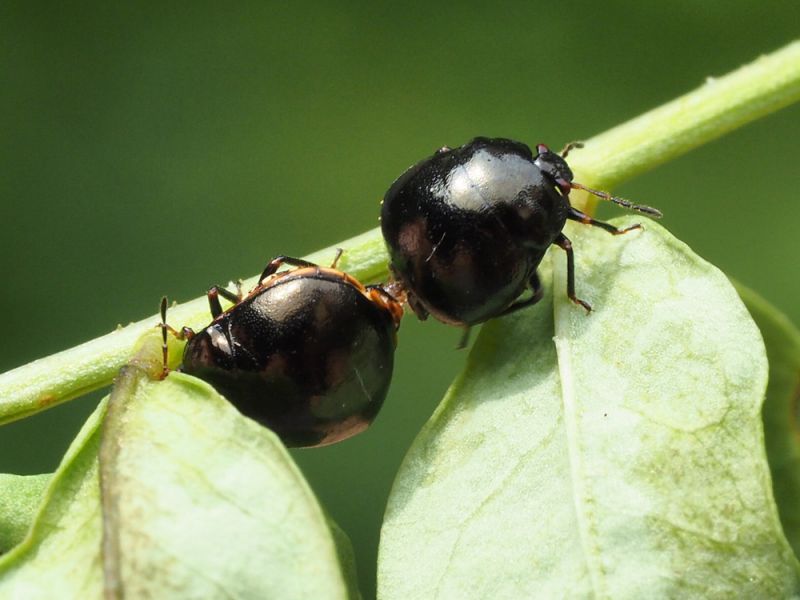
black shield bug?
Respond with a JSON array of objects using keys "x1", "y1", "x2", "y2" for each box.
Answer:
[
  {"x1": 380, "y1": 137, "x2": 661, "y2": 328},
  {"x1": 161, "y1": 255, "x2": 404, "y2": 448}
]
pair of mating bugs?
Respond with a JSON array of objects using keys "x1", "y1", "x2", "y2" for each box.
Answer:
[{"x1": 161, "y1": 137, "x2": 661, "y2": 448}]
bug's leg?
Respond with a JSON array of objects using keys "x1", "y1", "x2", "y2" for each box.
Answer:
[
  {"x1": 457, "y1": 326, "x2": 472, "y2": 350},
  {"x1": 554, "y1": 234, "x2": 591, "y2": 313},
  {"x1": 401, "y1": 286, "x2": 429, "y2": 322},
  {"x1": 330, "y1": 248, "x2": 344, "y2": 269},
  {"x1": 159, "y1": 297, "x2": 195, "y2": 378},
  {"x1": 496, "y1": 271, "x2": 545, "y2": 318},
  {"x1": 207, "y1": 285, "x2": 242, "y2": 318},
  {"x1": 567, "y1": 207, "x2": 641, "y2": 236},
  {"x1": 560, "y1": 141, "x2": 584, "y2": 158},
  {"x1": 258, "y1": 255, "x2": 317, "y2": 284}
]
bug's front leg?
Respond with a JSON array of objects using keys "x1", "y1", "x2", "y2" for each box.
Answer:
[{"x1": 554, "y1": 234, "x2": 591, "y2": 313}]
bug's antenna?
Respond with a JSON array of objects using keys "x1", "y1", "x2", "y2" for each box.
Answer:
[
  {"x1": 560, "y1": 141, "x2": 584, "y2": 158},
  {"x1": 570, "y1": 182, "x2": 663, "y2": 218}
]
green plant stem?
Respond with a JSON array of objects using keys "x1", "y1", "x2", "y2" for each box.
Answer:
[
  {"x1": 2, "y1": 41, "x2": 800, "y2": 425},
  {"x1": 0, "y1": 231, "x2": 388, "y2": 426},
  {"x1": 567, "y1": 41, "x2": 800, "y2": 190}
]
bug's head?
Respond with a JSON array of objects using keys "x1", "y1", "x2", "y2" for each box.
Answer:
[
  {"x1": 533, "y1": 143, "x2": 574, "y2": 195},
  {"x1": 534, "y1": 142, "x2": 663, "y2": 219}
]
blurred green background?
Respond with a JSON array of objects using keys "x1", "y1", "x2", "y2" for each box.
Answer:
[{"x1": 1, "y1": 2, "x2": 798, "y2": 596}]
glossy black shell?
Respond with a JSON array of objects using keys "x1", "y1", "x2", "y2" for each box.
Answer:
[
  {"x1": 182, "y1": 268, "x2": 398, "y2": 448},
  {"x1": 381, "y1": 137, "x2": 570, "y2": 325}
]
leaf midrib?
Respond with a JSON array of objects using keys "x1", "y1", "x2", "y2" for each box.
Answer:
[{"x1": 552, "y1": 252, "x2": 607, "y2": 599}]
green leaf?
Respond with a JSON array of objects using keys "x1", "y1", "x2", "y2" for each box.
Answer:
[
  {"x1": 378, "y1": 217, "x2": 799, "y2": 598},
  {"x1": 0, "y1": 401, "x2": 106, "y2": 598},
  {"x1": 0, "y1": 474, "x2": 51, "y2": 553},
  {"x1": 99, "y1": 364, "x2": 358, "y2": 599},
  {"x1": 0, "y1": 342, "x2": 359, "y2": 598},
  {"x1": 326, "y1": 514, "x2": 363, "y2": 600},
  {"x1": 738, "y1": 283, "x2": 800, "y2": 556}
]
